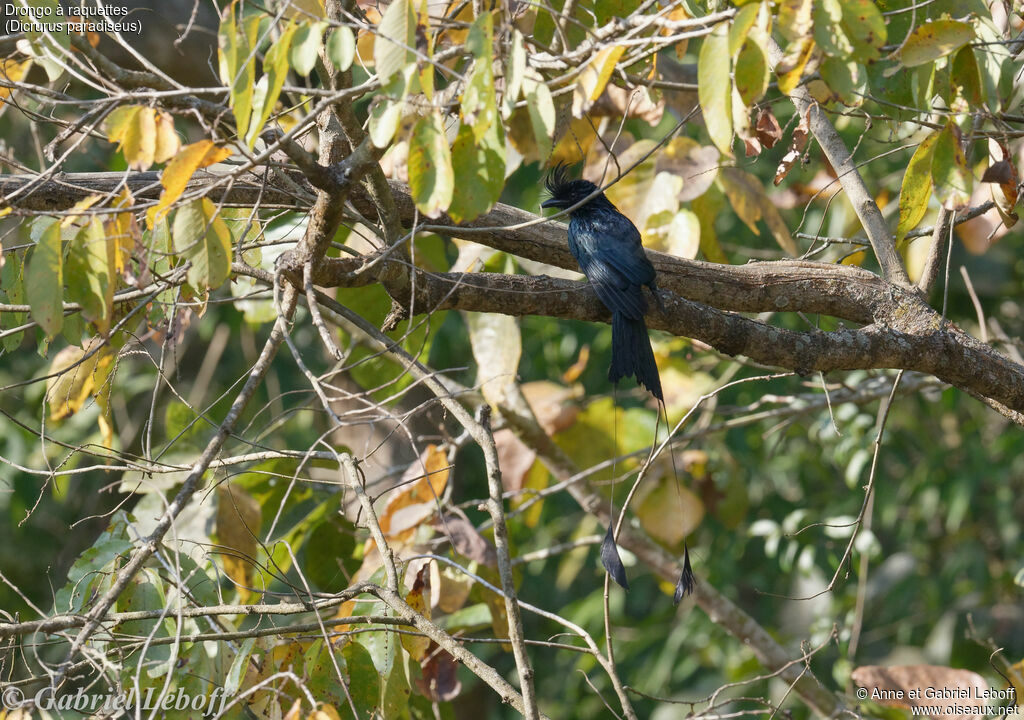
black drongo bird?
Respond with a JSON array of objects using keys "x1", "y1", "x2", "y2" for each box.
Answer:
[{"x1": 541, "y1": 165, "x2": 664, "y2": 401}]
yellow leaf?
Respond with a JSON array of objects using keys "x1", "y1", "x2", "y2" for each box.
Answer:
[
  {"x1": 106, "y1": 105, "x2": 142, "y2": 146},
  {"x1": 572, "y1": 45, "x2": 625, "y2": 118},
  {"x1": 151, "y1": 140, "x2": 231, "y2": 224},
  {"x1": 0, "y1": 58, "x2": 33, "y2": 101},
  {"x1": 216, "y1": 483, "x2": 262, "y2": 602},
  {"x1": 153, "y1": 110, "x2": 180, "y2": 164},
  {"x1": 896, "y1": 131, "x2": 939, "y2": 247},
  {"x1": 401, "y1": 564, "x2": 431, "y2": 660},
  {"x1": 106, "y1": 187, "x2": 138, "y2": 274},
  {"x1": 60, "y1": 194, "x2": 103, "y2": 229},
  {"x1": 46, "y1": 338, "x2": 112, "y2": 421},
  {"x1": 776, "y1": 36, "x2": 815, "y2": 95},
  {"x1": 123, "y1": 106, "x2": 157, "y2": 170}
]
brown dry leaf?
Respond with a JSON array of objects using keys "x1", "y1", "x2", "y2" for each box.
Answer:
[
  {"x1": 775, "y1": 107, "x2": 810, "y2": 185},
  {"x1": 415, "y1": 645, "x2": 462, "y2": 701},
  {"x1": 216, "y1": 483, "x2": 262, "y2": 600},
  {"x1": 981, "y1": 141, "x2": 1020, "y2": 229},
  {"x1": 494, "y1": 428, "x2": 537, "y2": 493},
  {"x1": 432, "y1": 562, "x2": 473, "y2": 614},
  {"x1": 851, "y1": 665, "x2": 991, "y2": 720},
  {"x1": 659, "y1": 137, "x2": 720, "y2": 203},
  {"x1": 436, "y1": 513, "x2": 497, "y2": 567},
  {"x1": 588, "y1": 84, "x2": 665, "y2": 125},
  {"x1": 379, "y1": 444, "x2": 450, "y2": 544},
  {"x1": 755, "y1": 108, "x2": 783, "y2": 149},
  {"x1": 520, "y1": 380, "x2": 581, "y2": 435},
  {"x1": 401, "y1": 564, "x2": 432, "y2": 661}
]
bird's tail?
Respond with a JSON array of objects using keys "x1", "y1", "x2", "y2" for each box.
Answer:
[{"x1": 610, "y1": 312, "x2": 663, "y2": 401}]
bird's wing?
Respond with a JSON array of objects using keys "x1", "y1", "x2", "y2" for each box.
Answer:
[
  {"x1": 588, "y1": 215, "x2": 656, "y2": 287},
  {"x1": 584, "y1": 258, "x2": 647, "y2": 319}
]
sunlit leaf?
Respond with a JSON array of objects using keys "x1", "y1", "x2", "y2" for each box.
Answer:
[
  {"x1": 572, "y1": 45, "x2": 625, "y2": 118},
  {"x1": 152, "y1": 140, "x2": 232, "y2": 224},
  {"x1": 776, "y1": 35, "x2": 815, "y2": 94},
  {"x1": 172, "y1": 198, "x2": 232, "y2": 291},
  {"x1": 503, "y1": 30, "x2": 527, "y2": 119},
  {"x1": 896, "y1": 130, "x2": 939, "y2": 245},
  {"x1": 931, "y1": 122, "x2": 972, "y2": 210},
  {"x1": 408, "y1": 111, "x2": 454, "y2": 219},
  {"x1": 327, "y1": 25, "x2": 356, "y2": 72},
  {"x1": 449, "y1": 120, "x2": 505, "y2": 223},
  {"x1": 698, "y1": 26, "x2": 732, "y2": 155},
  {"x1": 121, "y1": 106, "x2": 157, "y2": 171},
  {"x1": 524, "y1": 72, "x2": 555, "y2": 161},
  {"x1": 247, "y1": 20, "x2": 299, "y2": 148},
  {"x1": 375, "y1": 0, "x2": 415, "y2": 84},
  {"x1": 899, "y1": 20, "x2": 975, "y2": 68},
  {"x1": 728, "y1": 3, "x2": 759, "y2": 56},
  {"x1": 291, "y1": 21, "x2": 327, "y2": 76}
]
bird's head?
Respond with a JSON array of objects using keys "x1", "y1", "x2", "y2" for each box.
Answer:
[{"x1": 541, "y1": 164, "x2": 603, "y2": 211}]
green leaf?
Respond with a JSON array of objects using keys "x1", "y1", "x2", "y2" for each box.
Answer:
[
  {"x1": 950, "y1": 46, "x2": 983, "y2": 108},
  {"x1": 65, "y1": 218, "x2": 111, "y2": 333},
  {"x1": 375, "y1": 0, "x2": 415, "y2": 84},
  {"x1": 1, "y1": 249, "x2": 26, "y2": 351},
  {"x1": 900, "y1": 20, "x2": 975, "y2": 68},
  {"x1": 524, "y1": 74, "x2": 555, "y2": 160},
  {"x1": 26, "y1": 218, "x2": 63, "y2": 338},
  {"x1": 819, "y1": 57, "x2": 866, "y2": 107},
  {"x1": 342, "y1": 641, "x2": 380, "y2": 719},
  {"x1": 728, "y1": 3, "x2": 759, "y2": 57},
  {"x1": 23, "y1": 0, "x2": 70, "y2": 81},
  {"x1": 448, "y1": 120, "x2": 506, "y2": 224},
  {"x1": 327, "y1": 25, "x2": 356, "y2": 72},
  {"x1": 698, "y1": 26, "x2": 733, "y2": 156},
  {"x1": 931, "y1": 122, "x2": 972, "y2": 210},
  {"x1": 368, "y1": 69, "x2": 414, "y2": 148},
  {"x1": 247, "y1": 20, "x2": 298, "y2": 148},
  {"x1": 503, "y1": 30, "x2": 527, "y2": 119},
  {"x1": 813, "y1": 0, "x2": 853, "y2": 58},
  {"x1": 172, "y1": 198, "x2": 232, "y2": 291},
  {"x1": 55, "y1": 512, "x2": 133, "y2": 612},
  {"x1": 838, "y1": 0, "x2": 886, "y2": 62},
  {"x1": 408, "y1": 111, "x2": 454, "y2": 218},
  {"x1": 291, "y1": 21, "x2": 327, "y2": 77},
  {"x1": 734, "y1": 37, "x2": 768, "y2": 106}
]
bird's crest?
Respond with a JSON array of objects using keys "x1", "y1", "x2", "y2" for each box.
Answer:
[{"x1": 543, "y1": 163, "x2": 600, "y2": 207}]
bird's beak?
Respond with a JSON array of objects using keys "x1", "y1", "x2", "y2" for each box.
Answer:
[{"x1": 540, "y1": 198, "x2": 561, "y2": 209}]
